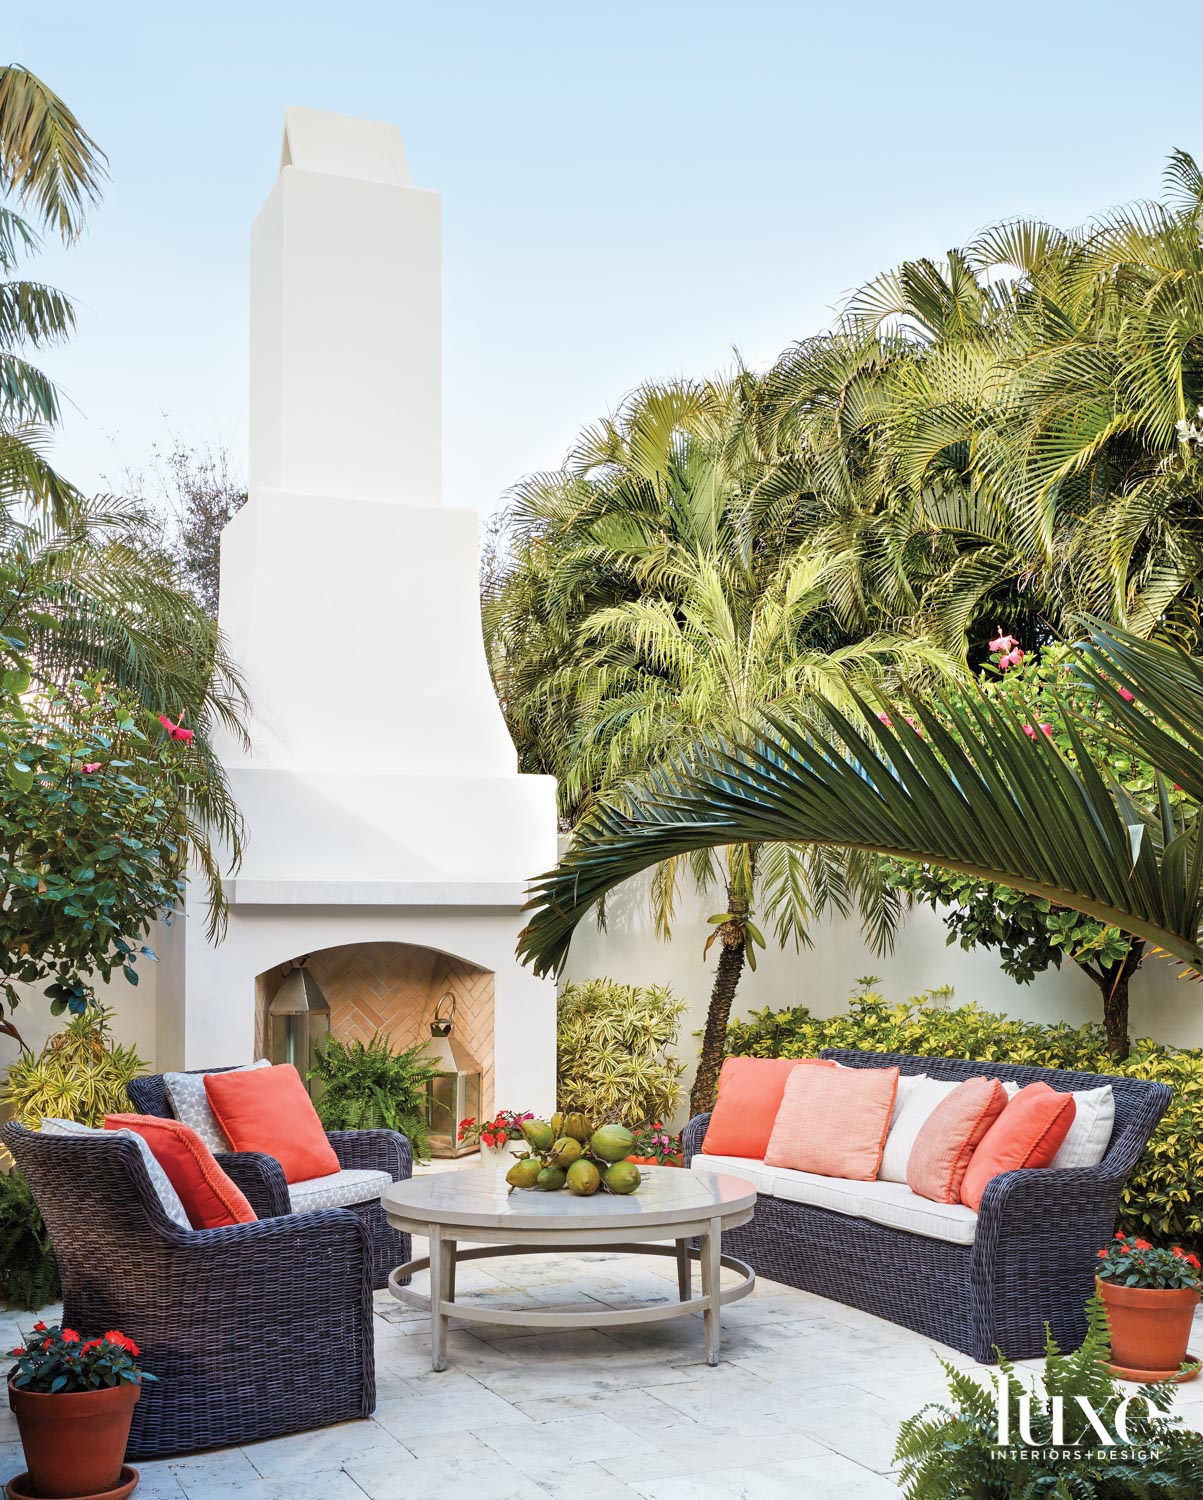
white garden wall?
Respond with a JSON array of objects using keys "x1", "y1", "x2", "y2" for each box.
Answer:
[{"x1": 560, "y1": 871, "x2": 1203, "y2": 1128}]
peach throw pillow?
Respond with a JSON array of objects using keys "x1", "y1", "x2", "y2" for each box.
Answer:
[
  {"x1": 959, "y1": 1083, "x2": 1076, "y2": 1211},
  {"x1": 764, "y1": 1064, "x2": 899, "y2": 1180},
  {"x1": 907, "y1": 1076, "x2": 1008, "y2": 1204},
  {"x1": 703, "y1": 1056, "x2": 836, "y2": 1159}
]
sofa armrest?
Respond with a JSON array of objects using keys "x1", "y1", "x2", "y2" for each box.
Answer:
[
  {"x1": 326, "y1": 1129, "x2": 412, "y2": 1181},
  {"x1": 213, "y1": 1150, "x2": 291, "y2": 1218},
  {"x1": 682, "y1": 1113, "x2": 712, "y2": 1165}
]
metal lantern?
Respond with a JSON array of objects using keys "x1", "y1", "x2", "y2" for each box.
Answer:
[
  {"x1": 268, "y1": 963, "x2": 331, "y2": 1096},
  {"x1": 424, "y1": 992, "x2": 481, "y2": 1157}
]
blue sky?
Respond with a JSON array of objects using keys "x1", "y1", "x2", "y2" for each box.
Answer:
[{"x1": 13, "y1": 1, "x2": 1203, "y2": 517}]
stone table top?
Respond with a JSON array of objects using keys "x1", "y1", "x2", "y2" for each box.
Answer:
[{"x1": 382, "y1": 1163, "x2": 756, "y2": 1233}]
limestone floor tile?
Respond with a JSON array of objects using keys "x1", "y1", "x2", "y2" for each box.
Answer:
[
  {"x1": 629, "y1": 1451, "x2": 901, "y2": 1499},
  {"x1": 372, "y1": 1386, "x2": 534, "y2": 1442},
  {"x1": 598, "y1": 1427, "x2": 832, "y2": 1485},
  {"x1": 512, "y1": 1388, "x2": 703, "y2": 1441},
  {"x1": 474, "y1": 1412, "x2": 661, "y2": 1475},
  {"x1": 346, "y1": 1450, "x2": 547, "y2": 1500},
  {"x1": 779, "y1": 1383, "x2": 911, "y2": 1474},
  {"x1": 535, "y1": 1459, "x2": 644, "y2": 1499},
  {"x1": 241, "y1": 1416, "x2": 412, "y2": 1479},
  {"x1": 174, "y1": 1469, "x2": 369, "y2": 1500},
  {"x1": 123, "y1": 1463, "x2": 189, "y2": 1498}
]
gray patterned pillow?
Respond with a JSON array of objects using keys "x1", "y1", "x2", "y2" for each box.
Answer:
[
  {"x1": 163, "y1": 1059, "x2": 271, "y2": 1152},
  {"x1": 40, "y1": 1117, "x2": 192, "y2": 1230}
]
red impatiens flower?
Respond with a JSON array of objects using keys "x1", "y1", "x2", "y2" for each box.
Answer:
[
  {"x1": 1114, "y1": 1232, "x2": 1126, "y2": 1240},
  {"x1": 1097, "y1": 1248, "x2": 1108, "y2": 1258},
  {"x1": 1117, "y1": 686, "x2": 1135, "y2": 702},
  {"x1": 1189, "y1": 1254, "x2": 1201, "y2": 1270},
  {"x1": 61, "y1": 1329, "x2": 80, "y2": 1342},
  {"x1": 1133, "y1": 1239, "x2": 1152, "y2": 1251},
  {"x1": 104, "y1": 1330, "x2": 139, "y2": 1355},
  {"x1": 32, "y1": 1321, "x2": 47, "y2": 1332},
  {"x1": 82, "y1": 1339, "x2": 102, "y2": 1352},
  {"x1": 158, "y1": 714, "x2": 195, "y2": 745},
  {"x1": 10, "y1": 1347, "x2": 25, "y2": 1356}
]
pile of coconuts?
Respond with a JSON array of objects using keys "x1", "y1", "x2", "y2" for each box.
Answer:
[{"x1": 504, "y1": 1111, "x2": 642, "y2": 1196}]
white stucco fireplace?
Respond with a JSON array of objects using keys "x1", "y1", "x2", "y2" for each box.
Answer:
[{"x1": 155, "y1": 107, "x2": 559, "y2": 1113}]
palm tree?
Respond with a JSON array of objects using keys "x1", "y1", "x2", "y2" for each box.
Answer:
[
  {"x1": 518, "y1": 622, "x2": 1203, "y2": 1010},
  {"x1": 0, "y1": 64, "x2": 105, "y2": 513},
  {"x1": 490, "y1": 380, "x2": 957, "y2": 1110}
]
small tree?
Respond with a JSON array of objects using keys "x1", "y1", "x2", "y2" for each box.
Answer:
[
  {"x1": 0, "y1": 679, "x2": 195, "y2": 1045},
  {"x1": 557, "y1": 978, "x2": 686, "y2": 1126},
  {"x1": 891, "y1": 634, "x2": 1169, "y2": 1060}
]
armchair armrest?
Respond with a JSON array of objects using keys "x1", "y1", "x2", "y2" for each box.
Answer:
[
  {"x1": 213, "y1": 1150, "x2": 290, "y2": 1218},
  {"x1": 682, "y1": 1113, "x2": 712, "y2": 1165},
  {"x1": 326, "y1": 1128, "x2": 412, "y2": 1181}
]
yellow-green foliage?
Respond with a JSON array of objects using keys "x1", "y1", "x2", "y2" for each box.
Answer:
[
  {"x1": 1, "y1": 1006, "x2": 146, "y2": 1127},
  {"x1": 727, "y1": 985, "x2": 1203, "y2": 1248},
  {"x1": 557, "y1": 978, "x2": 686, "y2": 1127}
]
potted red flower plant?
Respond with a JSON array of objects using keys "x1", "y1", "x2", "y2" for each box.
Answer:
[
  {"x1": 1096, "y1": 1231, "x2": 1202, "y2": 1382},
  {"x1": 457, "y1": 1110, "x2": 534, "y2": 1162},
  {"x1": 7, "y1": 1322, "x2": 155, "y2": 1499}
]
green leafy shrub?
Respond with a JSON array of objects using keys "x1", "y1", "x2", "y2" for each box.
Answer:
[
  {"x1": 1, "y1": 1006, "x2": 146, "y2": 1127},
  {"x1": 309, "y1": 1033, "x2": 439, "y2": 1160},
  {"x1": 895, "y1": 1298, "x2": 1203, "y2": 1496},
  {"x1": 726, "y1": 983, "x2": 1203, "y2": 1247},
  {"x1": 557, "y1": 978, "x2": 686, "y2": 1126},
  {"x1": 0, "y1": 1170, "x2": 60, "y2": 1309}
]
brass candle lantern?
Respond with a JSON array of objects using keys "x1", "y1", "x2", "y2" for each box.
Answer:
[
  {"x1": 268, "y1": 961, "x2": 331, "y2": 1096},
  {"x1": 424, "y1": 992, "x2": 481, "y2": 1157}
]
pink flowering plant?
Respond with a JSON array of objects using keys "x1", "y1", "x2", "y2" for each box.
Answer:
[
  {"x1": 8, "y1": 1321, "x2": 156, "y2": 1393},
  {"x1": 457, "y1": 1109, "x2": 534, "y2": 1150},
  {"x1": 630, "y1": 1122, "x2": 683, "y2": 1164},
  {"x1": 1096, "y1": 1231, "x2": 1202, "y2": 1291}
]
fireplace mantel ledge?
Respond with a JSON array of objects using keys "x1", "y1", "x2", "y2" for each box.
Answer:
[{"x1": 226, "y1": 878, "x2": 531, "y2": 908}]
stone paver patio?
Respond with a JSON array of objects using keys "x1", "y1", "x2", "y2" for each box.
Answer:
[{"x1": 5, "y1": 1233, "x2": 1203, "y2": 1500}]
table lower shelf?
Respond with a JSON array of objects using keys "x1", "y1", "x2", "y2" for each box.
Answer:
[{"x1": 387, "y1": 1239, "x2": 756, "y2": 1330}]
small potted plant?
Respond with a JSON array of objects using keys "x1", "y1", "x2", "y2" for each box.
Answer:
[
  {"x1": 457, "y1": 1110, "x2": 534, "y2": 1163},
  {"x1": 1096, "y1": 1231, "x2": 1202, "y2": 1382},
  {"x1": 7, "y1": 1322, "x2": 155, "y2": 1499},
  {"x1": 628, "y1": 1122, "x2": 684, "y2": 1167}
]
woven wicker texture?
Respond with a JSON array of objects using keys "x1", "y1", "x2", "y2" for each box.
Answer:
[
  {"x1": 683, "y1": 1049, "x2": 1170, "y2": 1362},
  {"x1": 4, "y1": 1121, "x2": 376, "y2": 1458},
  {"x1": 127, "y1": 1068, "x2": 412, "y2": 1289}
]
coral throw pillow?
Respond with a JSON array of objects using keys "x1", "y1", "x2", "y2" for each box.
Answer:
[
  {"x1": 907, "y1": 1077, "x2": 1008, "y2": 1204},
  {"x1": 703, "y1": 1057, "x2": 836, "y2": 1159},
  {"x1": 104, "y1": 1113, "x2": 256, "y2": 1229},
  {"x1": 204, "y1": 1063, "x2": 340, "y2": 1184},
  {"x1": 764, "y1": 1064, "x2": 900, "y2": 1180},
  {"x1": 959, "y1": 1083, "x2": 1077, "y2": 1211}
]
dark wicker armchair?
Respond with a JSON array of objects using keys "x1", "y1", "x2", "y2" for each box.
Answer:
[
  {"x1": 683, "y1": 1049, "x2": 1172, "y2": 1362},
  {"x1": 4, "y1": 1121, "x2": 375, "y2": 1458},
  {"x1": 126, "y1": 1068, "x2": 411, "y2": 1290}
]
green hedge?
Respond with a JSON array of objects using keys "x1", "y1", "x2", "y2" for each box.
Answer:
[{"x1": 726, "y1": 985, "x2": 1203, "y2": 1248}]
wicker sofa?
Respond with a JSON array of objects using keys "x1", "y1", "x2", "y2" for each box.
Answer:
[
  {"x1": 683, "y1": 1049, "x2": 1171, "y2": 1362},
  {"x1": 126, "y1": 1067, "x2": 412, "y2": 1290},
  {"x1": 4, "y1": 1120, "x2": 376, "y2": 1458}
]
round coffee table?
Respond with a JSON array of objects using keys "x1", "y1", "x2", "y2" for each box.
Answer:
[{"x1": 382, "y1": 1165, "x2": 756, "y2": 1370}]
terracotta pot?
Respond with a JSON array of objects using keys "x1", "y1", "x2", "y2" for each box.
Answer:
[
  {"x1": 1096, "y1": 1276, "x2": 1200, "y2": 1379},
  {"x1": 8, "y1": 1380, "x2": 140, "y2": 1499},
  {"x1": 627, "y1": 1155, "x2": 684, "y2": 1168}
]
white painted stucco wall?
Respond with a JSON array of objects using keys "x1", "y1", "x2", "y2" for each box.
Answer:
[{"x1": 559, "y1": 870, "x2": 1203, "y2": 1126}]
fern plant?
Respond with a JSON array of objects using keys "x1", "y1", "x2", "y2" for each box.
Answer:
[
  {"x1": 557, "y1": 978, "x2": 686, "y2": 1126},
  {"x1": 895, "y1": 1297, "x2": 1203, "y2": 1497},
  {"x1": 1, "y1": 1006, "x2": 146, "y2": 1127},
  {"x1": 309, "y1": 1033, "x2": 439, "y2": 1161},
  {"x1": 0, "y1": 1170, "x2": 60, "y2": 1310}
]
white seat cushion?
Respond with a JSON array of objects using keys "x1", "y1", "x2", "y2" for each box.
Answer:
[
  {"x1": 164, "y1": 1059, "x2": 271, "y2": 1152},
  {"x1": 288, "y1": 1167, "x2": 391, "y2": 1212},
  {"x1": 691, "y1": 1153, "x2": 779, "y2": 1196},
  {"x1": 41, "y1": 1117, "x2": 192, "y2": 1231},
  {"x1": 1050, "y1": 1084, "x2": 1115, "y2": 1169},
  {"x1": 695, "y1": 1149, "x2": 977, "y2": 1244}
]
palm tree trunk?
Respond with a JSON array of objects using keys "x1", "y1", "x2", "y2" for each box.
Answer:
[
  {"x1": 690, "y1": 918, "x2": 747, "y2": 1117},
  {"x1": 1083, "y1": 939, "x2": 1144, "y2": 1062}
]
